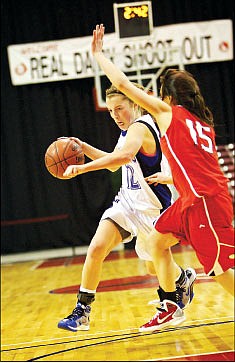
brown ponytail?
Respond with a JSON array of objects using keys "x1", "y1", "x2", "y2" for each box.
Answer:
[{"x1": 160, "y1": 69, "x2": 214, "y2": 126}]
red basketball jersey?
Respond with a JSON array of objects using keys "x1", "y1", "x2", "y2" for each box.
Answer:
[{"x1": 160, "y1": 105, "x2": 229, "y2": 211}]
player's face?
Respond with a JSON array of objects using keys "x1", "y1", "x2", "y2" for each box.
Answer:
[{"x1": 106, "y1": 95, "x2": 137, "y2": 130}]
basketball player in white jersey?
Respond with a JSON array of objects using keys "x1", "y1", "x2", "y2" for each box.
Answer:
[{"x1": 58, "y1": 84, "x2": 196, "y2": 332}]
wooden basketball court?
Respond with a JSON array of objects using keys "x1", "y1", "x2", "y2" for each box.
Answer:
[{"x1": 1, "y1": 244, "x2": 234, "y2": 362}]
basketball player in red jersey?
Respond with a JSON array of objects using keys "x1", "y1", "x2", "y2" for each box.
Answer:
[{"x1": 91, "y1": 24, "x2": 234, "y2": 331}]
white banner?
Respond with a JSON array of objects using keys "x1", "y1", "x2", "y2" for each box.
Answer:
[{"x1": 7, "y1": 19, "x2": 233, "y2": 86}]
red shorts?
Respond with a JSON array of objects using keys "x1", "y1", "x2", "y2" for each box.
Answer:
[{"x1": 154, "y1": 192, "x2": 235, "y2": 276}]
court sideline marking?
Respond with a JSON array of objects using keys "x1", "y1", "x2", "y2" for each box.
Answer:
[{"x1": 1, "y1": 318, "x2": 234, "y2": 355}]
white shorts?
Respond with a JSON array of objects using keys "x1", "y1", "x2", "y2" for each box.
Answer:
[{"x1": 100, "y1": 195, "x2": 160, "y2": 261}]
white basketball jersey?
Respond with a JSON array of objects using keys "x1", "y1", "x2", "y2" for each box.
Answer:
[
  {"x1": 101, "y1": 114, "x2": 175, "y2": 260},
  {"x1": 116, "y1": 114, "x2": 163, "y2": 213}
]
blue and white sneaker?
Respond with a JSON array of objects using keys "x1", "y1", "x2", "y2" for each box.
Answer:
[
  {"x1": 176, "y1": 268, "x2": 197, "y2": 309},
  {"x1": 148, "y1": 268, "x2": 197, "y2": 309},
  {"x1": 58, "y1": 302, "x2": 91, "y2": 332}
]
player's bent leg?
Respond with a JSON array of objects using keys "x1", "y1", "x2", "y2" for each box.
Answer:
[
  {"x1": 81, "y1": 219, "x2": 123, "y2": 290},
  {"x1": 58, "y1": 220, "x2": 123, "y2": 332},
  {"x1": 149, "y1": 229, "x2": 181, "y2": 292},
  {"x1": 143, "y1": 230, "x2": 196, "y2": 326},
  {"x1": 213, "y1": 268, "x2": 235, "y2": 296}
]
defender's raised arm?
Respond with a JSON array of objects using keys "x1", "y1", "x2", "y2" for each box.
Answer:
[{"x1": 92, "y1": 24, "x2": 172, "y2": 134}]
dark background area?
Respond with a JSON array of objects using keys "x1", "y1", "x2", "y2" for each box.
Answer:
[{"x1": 1, "y1": 0, "x2": 234, "y2": 254}]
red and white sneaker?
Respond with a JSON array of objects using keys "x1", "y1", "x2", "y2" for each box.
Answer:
[{"x1": 139, "y1": 300, "x2": 185, "y2": 332}]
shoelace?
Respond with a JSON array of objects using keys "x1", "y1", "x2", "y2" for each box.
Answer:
[
  {"x1": 176, "y1": 276, "x2": 188, "y2": 304},
  {"x1": 176, "y1": 290, "x2": 183, "y2": 305},
  {"x1": 176, "y1": 276, "x2": 187, "y2": 290},
  {"x1": 66, "y1": 306, "x2": 83, "y2": 320}
]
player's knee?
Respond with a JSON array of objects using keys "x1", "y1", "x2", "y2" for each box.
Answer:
[
  {"x1": 150, "y1": 230, "x2": 177, "y2": 254},
  {"x1": 87, "y1": 238, "x2": 107, "y2": 261},
  {"x1": 149, "y1": 232, "x2": 166, "y2": 254}
]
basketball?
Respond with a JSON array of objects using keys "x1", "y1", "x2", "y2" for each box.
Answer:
[{"x1": 45, "y1": 138, "x2": 85, "y2": 179}]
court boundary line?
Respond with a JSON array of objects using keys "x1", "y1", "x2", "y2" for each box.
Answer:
[
  {"x1": 1, "y1": 319, "x2": 234, "y2": 362},
  {"x1": 26, "y1": 320, "x2": 235, "y2": 362},
  {"x1": 2, "y1": 315, "x2": 234, "y2": 349}
]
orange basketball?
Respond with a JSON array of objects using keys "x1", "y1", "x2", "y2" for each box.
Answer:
[{"x1": 45, "y1": 138, "x2": 85, "y2": 179}]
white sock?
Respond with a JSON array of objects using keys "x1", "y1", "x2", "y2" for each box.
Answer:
[{"x1": 80, "y1": 286, "x2": 96, "y2": 294}]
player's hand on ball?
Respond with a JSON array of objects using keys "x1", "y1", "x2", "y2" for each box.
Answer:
[
  {"x1": 69, "y1": 137, "x2": 83, "y2": 149},
  {"x1": 57, "y1": 136, "x2": 83, "y2": 149},
  {"x1": 63, "y1": 164, "x2": 84, "y2": 177},
  {"x1": 45, "y1": 138, "x2": 85, "y2": 179}
]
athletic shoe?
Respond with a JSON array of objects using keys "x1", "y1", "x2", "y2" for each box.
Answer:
[
  {"x1": 148, "y1": 268, "x2": 197, "y2": 308},
  {"x1": 58, "y1": 302, "x2": 91, "y2": 332},
  {"x1": 176, "y1": 267, "x2": 197, "y2": 309},
  {"x1": 139, "y1": 300, "x2": 185, "y2": 332}
]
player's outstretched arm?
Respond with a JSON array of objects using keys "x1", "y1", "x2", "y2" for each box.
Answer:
[
  {"x1": 63, "y1": 121, "x2": 147, "y2": 178},
  {"x1": 92, "y1": 24, "x2": 171, "y2": 133}
]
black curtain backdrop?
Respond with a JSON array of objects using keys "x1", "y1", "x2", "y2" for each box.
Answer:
[{"x1": 1, "y1": 0, "x2": 234, "y2": 254}]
